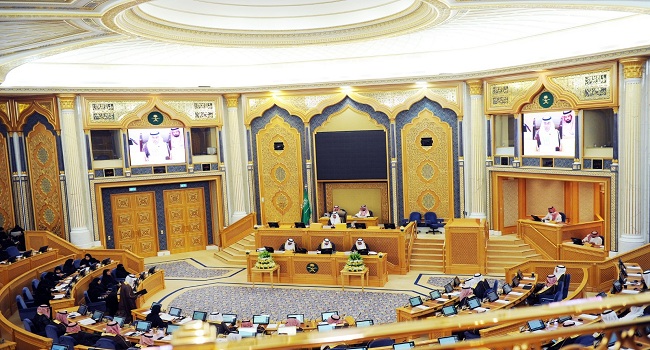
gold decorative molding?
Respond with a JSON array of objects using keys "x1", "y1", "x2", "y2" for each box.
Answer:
[
  {"x1": 467, "y1": 80, "x2": 483, "y2": 95},
  {"x1": 58, "y1": 95, "x2": 76, "y2": 110},
  {"x1": 224, "y1": 94, "x2": 240, "y2": 108},
  {"x1": 620, "y1": 58, "x2": 646, "y2": 79},
  {"x1": 485, "y1": 78, "x2": 539, "y2": 114},
  {"x1": 521, "y1": 90, "x2": 572, "y2": 112},
  {"x1": 544, "y1": 61, "x2": 618, "y2": 108},
  {"x1": 243, "y1": 92, "x2": 344, "y2": 125}
]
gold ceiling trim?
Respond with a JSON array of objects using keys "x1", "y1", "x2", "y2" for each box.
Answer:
[{"x1": 103, "y1": 1, "x2": 453, "y2": 47}]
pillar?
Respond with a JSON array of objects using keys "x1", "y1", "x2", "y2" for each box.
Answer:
[
  {"x1": 617, "y1": 58, "x2": 648, "y2": 252},
  {"x1": 223, "y1": 94, "x2": 248, "y2": 223},
  {"x1": 58, "y1": 95, "x2": 95, "y2": 247},
  {"x1": 465, "y1": 80, "x2": 487, "y2": 219}
]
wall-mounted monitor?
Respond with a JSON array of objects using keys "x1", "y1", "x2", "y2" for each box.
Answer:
[
  {"x1": 522, "y1": 110, "x2": 575, "y2": 157},
  {"x1": 128, "y1": 128, "x2": 186, "y2": 166}
]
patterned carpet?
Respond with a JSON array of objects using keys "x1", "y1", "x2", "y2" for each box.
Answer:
[{"x1": 147, "y1": 260, "x2": 233, "y2": 279}]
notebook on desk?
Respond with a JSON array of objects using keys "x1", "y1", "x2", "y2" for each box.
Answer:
[
  {"x1": 571, "y1": 237, "x2": 584, "y2": 245},
  {"x1": 531, "y1": 215, "x2": 542, "y2": 222}
]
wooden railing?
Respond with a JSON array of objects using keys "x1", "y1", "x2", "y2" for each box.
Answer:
[
  {"x1": 220, "y1": 212, "x2": 256, "y2": 248},
  {"x1": 0, "y1": 249, "x2": 59, "y2": 289},
  {"x1": 24, "y1": 230, "x2": 144, "y2": 273},
  {"x1": 404, "y1": 222, "x2": 416, "y2": 270},
  {"x1": 518, "y1": 219, "x2": 605, "y2": 259}
]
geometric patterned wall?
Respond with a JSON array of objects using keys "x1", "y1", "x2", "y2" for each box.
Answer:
[
  {"x1": 502, "y1": 178, "x2": 520, "y2": 227},
  {"x1": 525, "y1": 178, "x2": 565, "y2": 215},
  {"x1": 579, "y1": 182, "x2": 596, "y2": 222},
  {"x1": 256, "y1": 116, "x2": 303, "y2": 223},
  {"x1": 0, "y1": 131, "x2": 14, "y2": 229},
  {"x1": 401, "y1": 109, "x2": 454, "y2": 219},
  {"x1": 25, "y1": 122, "x2": 64, "y2": 237}
]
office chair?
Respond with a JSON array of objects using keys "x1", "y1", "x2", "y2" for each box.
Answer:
[
  {"x1": 59, "y1": 335, "x2": 76, "y2": 348},
  {"x1": 423, "y1": 211, "x2": 444, "y2": 233},
  {"x1": 400, "y1": 212, "x2": 421, "y2": 227},
  {"x1": 539, "y1": 281, "x2": 564, "y2": 304},
  {"x1": 368, "y1": 338, "x2": 394, "y2": 348},
  {"x1": 94, "y1": 338, "x2": 117, "y2": 349},
  {"x1": 22, "y1": 286, "x2": 35, "y2": 306},
  {"x1": 23, "y1": 318, "x2": 35, "y2": 333},
  {"x1": 5, "y1": 246, "x2": 20, "y2": 258},
  {"x1": 83, "y1": 291, "x2": 107, "y2": 313},
  {"x1": 562, "y1": 274, "x2": 571, "y2": 300},
  {"x1": 559, "y1": 212, "x2": 566, "y2": 223},
  {"x1": 32, "y1": 278, "x2": 39, "y2": 291},
  {"x1": 45, "y1": 324, "x2": 60, "y2": 343}
]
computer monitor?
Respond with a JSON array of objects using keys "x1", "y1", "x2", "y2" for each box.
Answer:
[
  {"x1": 38, "y1": 245, "x2": 49, "y2": 253},
  {"x1": 222, "y1": 314, "x2": 237, "y2": 324},
  {"x1": 355, "y1": 223, "x2": 366, "y2": 229},
  {"x1": 467, "y1": 296, "x2": 481, "y2": 310},
  {"x1": 409, "y1": 296, "x2": 423, "y2": 307},
  {"x1": 166, "y1": 324, "x2": 181, "y2": 335},
  {"x1": 321, "y1": 311, "x2": 339, "y2": 322},
  {"x1": 76, "y1": 304, "x2": 88, "y2": 315},
  {"x1": 444, "y1": 283, "x2": 453, "y2": 294},
  {"x1": 319, "y1": 247, "x2": 333, "y2": 254},
  {"x1": 517, "y1": 270, "x2": 524, "y2": 280},
  {"x1": 442, "y1": 305, "x2": 457, "y2": 316},
  {"x1": 596, "y1": 291, "x2": 608, "y2": 298},
  {"x1": 383, "y1": 223, "x2": 396, "y2": 229},
  {"x1": 267, "y1": 222, "x2": 280, "y2": 228},
  {"x1": 252, "y1": 314, "x2": 270, "y2": 325},
  {"x1": 392, "y1": 341, "x2": 415, "y2": 349},
  {"x1": 502, "y1": 283, "x2": 513, "y2": 295},
  {"x1": 429, "y1": 290, "x2": 442, "y2": 300},
  {"x1": 527, "y1": 319, "x2": 545, "y2": 332},
  {"x1": 511, "y1": 276, "x2": 520, "y2": 288},
  {"x1": 51, "y1": 344, "x2": 71, "y2": 350},
  {"x1": 169, "y1": 307, "x2": 182, "y2": 317},
  {"x1": 148, "y1": 266, "x2": 157, "y2": 275},
  {"x1": 287, "y1": 314, "x2": 304, "y2": 323},
  {"x1": 101, "y1": 257, "x2": 111, "y2": 265},
  {"x1": 23, "y1": 250, "x2": 33, "y2": 258},
  {"x1": 135, "y1": 320, "x2": 152, "y2": 332},
  {"x1": 355, "y1": 320, "x2": 374, "y2": 327},
  {"x1": 317, "y1": 324, "x2": 335, "y2": 332},
  {"x1": 438, "y1": 335, "x2": 458, "y2": 345},
  {"x1": 558, "y1": 315, "x2": 572, "y2": 323},
  {"x1": 294, "y1": 222, "x2": 306, "y2": 228},
  {"x1": 139, "y1": 271, "x2": 146, "y2": 280},
  {"x1": 612, "y1": 280, "x2": 622, "y2": 293},
  {"x1": 112, "y1": 316, "x2": 125, "y2": 327},
  {"x1": 91, "y1": 310, "x2": 104, "y2": 322},
  {"x1": 192, "y1": 311, "x2": 207, "y2": 321},
  {"x1": 453, "y1": 276, "x2": 461, "y2": 287},
  {"x1": 239, "y1": 329, "x2": 256, "y2": 338},
  {"x1": 486, "y1": 289, "x2": 499, "y2": 302},
  {"x1": 571, "y1": 237, "x2": 583, "y2": 245}
]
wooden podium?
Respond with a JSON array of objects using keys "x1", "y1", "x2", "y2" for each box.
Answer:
[{"x1": 444, "y1": 218, "x2": 487, "y2": 274}]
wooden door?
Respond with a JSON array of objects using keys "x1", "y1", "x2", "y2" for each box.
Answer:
[
  {"x1": 111, "y1": 192, "x2": 158, "y2": 257},
  {"x1": 164, "y1": 188, "x2": 207, "y2": 254}
]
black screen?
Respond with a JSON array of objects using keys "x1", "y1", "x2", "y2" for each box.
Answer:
[{"x1": 315, "y1": 131, "x2": 387, "y2": 180}]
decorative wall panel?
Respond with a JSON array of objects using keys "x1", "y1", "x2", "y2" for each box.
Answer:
[
  {"x1": 163, "y1": 188, "x2": 207, "y2": 254},
  {"x1": 111, "y1": 192, "x2": 158, "y2": 257},
  {"x1": 579, "y1": 182, "x2": 596, "y2": 223},
  {"x1": 26, "y1": 122, "x2": 64, "y2": 237},
  {"x1": 401, "y1": 109, "x2": 454, "y2": 219},
  {"x1": 502, "y1": 178, "x2": 519, "y2": 227},
  {"x1": 0, "y1": 132, "x2": 14, "y2": 229},
  {"x1": 256, "y1": 116, "x2": 303, "y2": 223}
]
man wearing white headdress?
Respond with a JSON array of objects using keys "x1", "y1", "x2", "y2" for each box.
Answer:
[
  {"x1": 317, "y1": 238, "x2": 335, "y2": 254},
  {"x1": 117, "y1": 274, "x2": 140, "y2": 323},
  {"x1": 535, "y1": 115, "x2": 561, "y2": 153},
  {"x1": 354, "y1": 205, "x2": 371, "y2": 218},
  {"x1": 554, "y1": 265, "x2": 567, "y2": 283},
  {"x1": 350, "y1": 238, "x2": 370, "y2": 255},
  {"x1": 143, "y1": 131, "x2": 170, "y2": 162},
  {"x1": 328, "y1": 212, "x2": 341, "y2": 226},
  {"x1": 643, "y1": 270, "x2": 650, "y2": 291},
  {"x1": 582, "y1": 231, "x2": 603, "y2": 246},
  {"x1": 467, "y1": 273, "x2": 483, "y2": 289},
  {"x1": 279, "y1": 238, "x2": 297, "y2": 252}
]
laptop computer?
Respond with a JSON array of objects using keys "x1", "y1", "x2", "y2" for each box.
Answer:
[
  {"x1": 486, "y1": 289, "x2": 499, "y2": 302},
  {"x1": 23, "y1": 250, "x2": 33, "y2": 258},
  {"x1": 453, "y1": 276, "x2": 461, "y2": 287},
  {"x1": 527, "y1": 319, "x2": 546, "y2": 332},
  {"x1": 166, "y1": 324, "x2": 181, "y2": 335},
  {"x1": 444, "y1": 283, "x2": 453, "y2": 294},
  {"x1": 51, "y1": 344, "x2": 71, "y2": 350},
  {"x1": 317, "y1": 324, "x2": 335, "y2": 332},
  {"x1": 355, "y1": 319, "x2": 374, "y2": 327},
  {"x1": 467, "y1": 296, "x2": 481, "y2": 310},
  {"x1": 192, "y1": 311, "x2": 207, "y2": 321},
  {"x1": 222, "y1": 314, "x2": 237, "y2": 324},
  {"x1": 383, "y1": 223, "x2": 396, "y2": 229},
  {"x1": 38, "y1": 245, "x2": 49, "y2": 253},
  {"x1": 252, "y1": 314, "x2": 270, "y2": 325},
  {"x1": 135, "y1": 320, "x2": 152, "y2": 333},
  {"x1": 168, "y1": 307, "x2": 182, "y2": 317},
  {"x1": 442, "y1": 305, "x2": 457, "y2": 316},
  {"x1": 91, "y1": 310, "x2": 104, "y2": 322},
  {"x1": 355, "y1": 223, "x2": 366, "y2": 229},
  {"x1": 438, "y1": 335, "x2": 458, "y2": 345},
  {"x1": 531, "y1": 215, "x2": 542, "y2": 222},
  {"x1": 112, "y1": 316, "x2": 125, "y2": 327},
  {"x1": 76, "y1": 304, "x2": 88, "y2": 316},
  {"x1": 348, "y1": 347, "x2": 368, "y2": 350},
  {"x1": 571, "y1": 237, "x2": 584, "y2": 245},
  {"x1": 409, "y1": 296, "x2": 423, "y2": 307},
  {"x1": 287, "y1": 314, "x2": 304, "y2": 323},
  {"x1": 511, "y1": 276, "x2": 520, "y2": 288},
  {"x1": 429, "y1": 290, "x2": 442, "y2": 301},
  {"x1": 393, "y1": 341, "x2": 415, "y2": 349}
]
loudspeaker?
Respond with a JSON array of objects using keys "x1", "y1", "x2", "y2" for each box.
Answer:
[
  {"x1": 153, "y1": 166, "x2": 166, "y2": 174},
  {"x1": 421, "y1": 137, "x2": 433, "y2": 146},
  {"x1": 273, "y1": 142, "x2": 284, "y2": 150},
  {"x1": 202, "y1": 163, "x2": 211, "y2": 171},
  {"x1": 500, "y1": 157, "x2": 509, "y2": 166},
  {"x1": 542, "y1": 158, "x2": 553, "y2": 167},
  {"x1": 104, "y1": 169, "x2": 115, "y2": 177},
  {"x1": 593, "y1": 159, "x2": 603, "y2": 170}
]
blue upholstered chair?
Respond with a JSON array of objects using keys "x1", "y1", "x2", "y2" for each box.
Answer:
[
  {"x1": 423, "y1": 211, "x2": 445, "y2": 233},
  {"x1": 400, "y1": 212, "x2": 421, "y2": 227}
]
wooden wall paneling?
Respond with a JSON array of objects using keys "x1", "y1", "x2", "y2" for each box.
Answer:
[
  {"x1": 111, "y1": 192, "x2": 158, "y2": 257},
  {"x1": 164, "y1": 188, "x2": 207, "y2": 254}
]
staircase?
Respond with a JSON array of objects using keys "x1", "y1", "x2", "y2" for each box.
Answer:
[
  {"x1": 213, "y1": 233, "x2": 256, "y2": 265},
  {"x1": 486, "y1": 235, "x2": 543, "y2": 276},
  {"x1": 410, "y1": 235, "x2": 445, "y2": 272}
]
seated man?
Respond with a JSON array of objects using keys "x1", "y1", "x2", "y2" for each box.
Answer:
[
  {"x1": 353, "y1": 205, "x2": 371, "y2": 218},
  {"x1": 472, "y1": 279, "x2": 491, "y2": 300},
  {"x1": 582, "y1": 231, "x2": 603, "y2": 246},
  {"x1": 542, "y1": 207, "x2": 563, "y2": 223},
  {"x1": 317, "y1": 238, "x2": 335, "y2": 254},
  {"x1": 457, "y1": 285, "x2": 474, "y2": 309},
  {"x1": 329, "y1": 205, "x2": 347, "y2": 223},
  {"x1": 350, "y1": 238, "x2": 370, "y2": 255},
  {"x1": 279, "y1": 238, "x2": 298, "y2": 252},
  {"x1": 328, "y1": 212, "x2": 342, "y2": 226},
  {"x1": 528, "y1": 274, "x2": 559, "y2": 305}
]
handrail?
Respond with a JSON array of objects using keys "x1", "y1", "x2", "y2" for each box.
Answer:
[
  {"x1": 518, "y1": 221, "x2": 555, "y2": 260},
  {"x1": 404, "y1": 222, "x2": 416, "y2": 269},
  {"x1": 220, "y1": 212, "x2": 256, "y2": 248}
]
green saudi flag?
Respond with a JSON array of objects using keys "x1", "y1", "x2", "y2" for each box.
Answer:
[{"x1": 301, "y1": 190, "x2": 311, "y2": 225}]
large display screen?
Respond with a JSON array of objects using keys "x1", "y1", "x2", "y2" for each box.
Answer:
[
  {"x1": 128, "y1": 128, "x2": 186, "y2": 166},
  {"x1": 315, "y1": 130, "x2": 387, "y2": 180},
  {"x1": 522, "y1": 110, "x2": 575, "y2": 157}
]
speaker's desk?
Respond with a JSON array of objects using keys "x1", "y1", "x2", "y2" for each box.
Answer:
[
  {"x1": 318, "y1": 216, "x2": 379, "y2": 227},
  {"x1": 256, "y1": 224, "x2": 414, "y2": 275},
  {"x1": 518, "y1": 219, "x2": 605, "y2": 259},
  {"x1": 246, "y1": 251, "x2": 388, "y2": 288},
  {"x1": 560, "y1": 242, "x2": 607, "y2": 261}
]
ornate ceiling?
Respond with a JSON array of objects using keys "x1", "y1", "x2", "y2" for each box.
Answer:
[{"x1": 0, "y1": 0, "x2": 649, "y2": 90}]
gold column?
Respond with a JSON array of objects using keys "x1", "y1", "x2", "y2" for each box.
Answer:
[
  {"x1": 223, "y1": 93, "x2": 247, "y2": 223},
  {"x1": 617, "y1": 58, "x2": 647, "y2": 252},
  {"x1": 58, "y1": 94, "x2": 94, "y2": 247},
  {"x1": 466, "y1": 80, "x2": 487, "y2": 219}
]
